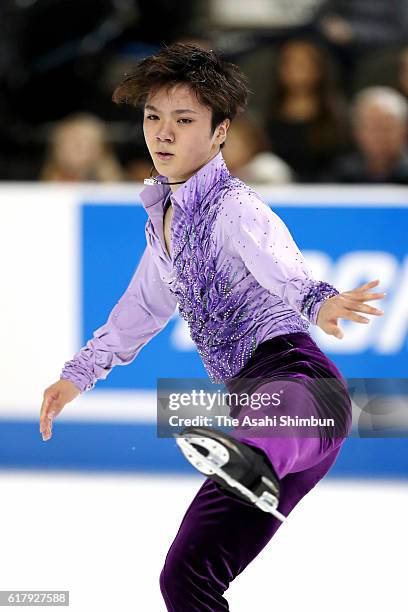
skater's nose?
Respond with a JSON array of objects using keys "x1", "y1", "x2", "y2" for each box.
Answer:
[{"x1": 155, "y1": 123, "x2": 175, "y2": 143}]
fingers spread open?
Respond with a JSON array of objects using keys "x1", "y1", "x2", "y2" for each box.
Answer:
[
  {"x1": 343, "y1": 300, "x2": 384, "y2": 315},
  {"x1": 340, "y1": 310, "x2": 369, "y2": 323},
  {"x1": 353, "y1": 279, "x2": 380, "y2": 292},
  {"x1": 328, "y1": 324, "x2": 343, "y2": 338},
  {"x1": 342, "y1": 291, "x2": 385, "y2": 302}
]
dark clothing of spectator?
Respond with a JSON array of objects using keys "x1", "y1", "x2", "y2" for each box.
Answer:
[
  {"x1": 266, "y1": 116, "x2": 348, "y2": 183},
  {"x1": 327, "y1": 150, "x2": 408, "y2": 183}
]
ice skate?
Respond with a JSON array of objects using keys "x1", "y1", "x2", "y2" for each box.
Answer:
[{"x1": 175, "y1": 426, "x2": 286, "y2": 522}]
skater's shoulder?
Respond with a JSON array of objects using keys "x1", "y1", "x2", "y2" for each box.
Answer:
[
  {"x1": 218, "y1": 179, "x2": 271, "y2": 230},
  {"x1": 219, "y1": 178, "x2": 269, "y2": 218},
  {"x1": 215, "y1": 178, "x2": 290, "y2": 245}
]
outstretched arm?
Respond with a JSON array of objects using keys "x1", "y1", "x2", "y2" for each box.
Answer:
[
  {"x1": 218, "y1": 193, "x2": 385, "y2": 338},
  {"x1": 60, "y1": 246, "x2": 177, "y2": 392}
]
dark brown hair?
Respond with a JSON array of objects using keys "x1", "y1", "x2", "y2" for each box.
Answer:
[
  {"x1": 112, "y1": 42, "x2": 251, "y2": 149},
  {"x1": 268, "y1": 38, "x2": 349, "y2": 155}
]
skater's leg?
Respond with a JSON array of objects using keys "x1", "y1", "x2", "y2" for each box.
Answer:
[
  {"x1": 175, "y1": 376, "x2": 351, "y2": 519},
  {"x1": 230, "y1": 376, "x2": 352, "y2": 480},
  {"x1": 160, "y1": 443, "x2": 342, "y2": 611},
  {"x1": 223, "y1": 331, "x2": 353, "y2": 481}
]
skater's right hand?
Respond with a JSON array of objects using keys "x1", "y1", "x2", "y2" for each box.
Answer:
[{"x1": 39, "y1": 380, "x2": 80, "y2": 442}]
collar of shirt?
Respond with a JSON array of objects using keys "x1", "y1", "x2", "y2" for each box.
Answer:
[{"x1": 139, "y1": 150, "x2": 231, "y2": 216}]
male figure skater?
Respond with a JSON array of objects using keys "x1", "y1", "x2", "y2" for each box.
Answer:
[{"x1": 40, "y1": 43, "x2": 385, "y2": 610}]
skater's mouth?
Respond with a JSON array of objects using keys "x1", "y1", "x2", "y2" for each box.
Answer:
[{"x1": 156, "y1": 152, "x2": 174, "y2": 160}]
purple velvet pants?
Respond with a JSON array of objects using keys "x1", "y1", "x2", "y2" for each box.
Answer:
[{"x1": 160, "y1": 332, "x2": 352, "y2": 611}]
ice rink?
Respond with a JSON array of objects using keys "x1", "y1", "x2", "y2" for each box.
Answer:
[
  {"x1": 2, "y1": 184, "x2": 407, "y2": 610},
  {"x1": 0, "y1": 471, "x2": 406, "y2": 611}
]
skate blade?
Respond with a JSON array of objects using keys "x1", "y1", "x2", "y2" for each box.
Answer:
[{"x1": 175, "y1": 435, "x2": 286, "y2": 522}]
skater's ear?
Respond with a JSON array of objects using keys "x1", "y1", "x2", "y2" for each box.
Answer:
[{"x1": 213, "y1": 118, "x2": 230, "y2": 148}]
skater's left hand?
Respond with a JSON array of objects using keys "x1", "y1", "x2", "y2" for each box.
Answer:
[{"x1": 316, "y1": 279, "x2": 386, "y2": 339}]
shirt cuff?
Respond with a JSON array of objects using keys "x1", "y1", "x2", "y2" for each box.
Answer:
[
  {"x1": 300, "y1": 280, "x2": 340, "y2": 326},
  {"x1": 60, "y1": 361, "x2": 96, "y2": 393}
]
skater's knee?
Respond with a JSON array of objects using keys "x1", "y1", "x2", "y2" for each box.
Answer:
[
  {"x1": 159, "y1": 565, "x2": 171, "y2": 603},
  {"x1": 159, "y1": 549, "x2": 189, "y2": 601},
  {"x1": 161, "y1": 560, "x2": 197, "y2": 610},
  {"x1": 159, "y1": 556, "x2": 191, "y2": 607},
  {"x1": 160, "y1": 548, "x2": 229, "y2": 608}
]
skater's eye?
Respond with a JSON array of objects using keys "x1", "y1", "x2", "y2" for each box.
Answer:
[{"x1": 145, "y1": 115, "x2": 193, "y2": 125}]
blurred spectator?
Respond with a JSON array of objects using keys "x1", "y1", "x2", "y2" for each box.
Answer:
[
  {"x1": 328, "y1": 87, "x2": 408, "y2": 183},
  {"x1": 397, "y1": 47, "x2": 408, "y2": 101},
  {"x1": 315, "y1": 0, "x2": 408, "y2": 91},
  {"x1": 222, "y1": 113, "x2": 293, "y2": 184},
  {"x1": 40, "y1": 113, "x2": 123, "y2": 182},
  {"x1": 264, "y1": 38, "x2": 350, "y2": 182},
  {"x1": 317, "y1": 0, "x2": 408, "y2": 49},
  {"x1": 124, "y1": 156, "x2": 154, "y2": 182}
]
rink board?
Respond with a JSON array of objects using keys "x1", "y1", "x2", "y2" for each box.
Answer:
[
  {"x1": 0, "y1": 420, "x2": 408, "y2": 477},
  {"x1": 0, "y1": 184, "x2": 407, "y2": 476}
]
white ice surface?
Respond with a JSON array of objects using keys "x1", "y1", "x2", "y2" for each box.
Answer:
[{"x1": 0, "y1": 472, "x2": 406, "y2": 611}]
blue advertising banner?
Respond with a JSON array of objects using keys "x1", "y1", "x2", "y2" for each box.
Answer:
[{"x1": 82, "y1": 202, "x2": 408, "y2": 388}]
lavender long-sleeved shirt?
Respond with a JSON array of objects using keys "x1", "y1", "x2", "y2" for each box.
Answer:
[{"x1": 60, "y1": 151, "x2": 339, "y2": 392}]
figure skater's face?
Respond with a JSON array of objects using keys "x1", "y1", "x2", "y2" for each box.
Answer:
[{"x1": 143, "y1": 83, "x2": 229, "y2": 191}]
